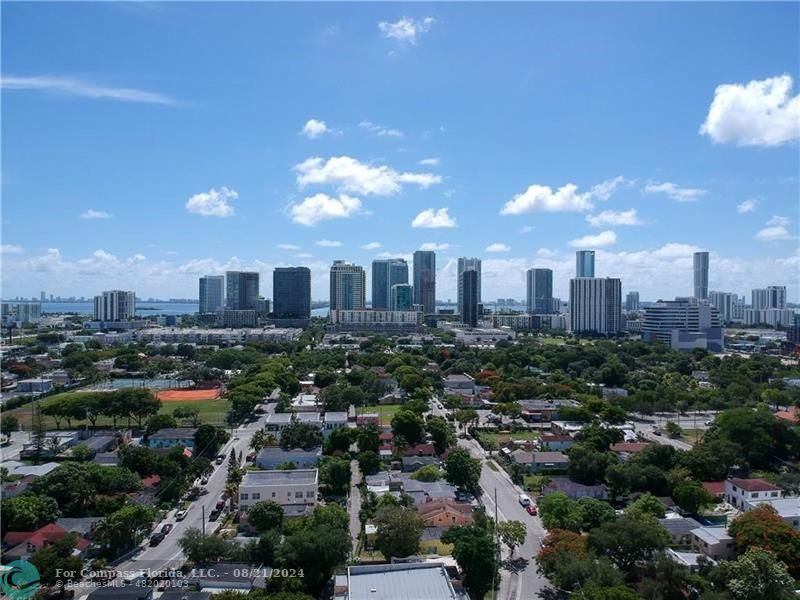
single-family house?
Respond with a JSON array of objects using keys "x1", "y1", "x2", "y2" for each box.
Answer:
[
  {"x1": 609, "y1": 442, "x2": 650, "y2": 462},
  {"x1": 403, "y1": 443, "x2": 436, "y2": 457},
  {"x1": 323, "y1": 412, "x2": 349, "y2": 437},
  {"x1": 518, "y1": 399, "x2": 580, "y2": 422},
  {"x1": 691, "y1": 526, "x2": 735, "y2": 560},
  {"x1": 539, "y1": 434, "x2": 575, "y2": 452},
  {"x1": 659, "y1": 515, "x2": 703, "y2": 545},
  {"x1": 724, "y1": 478, "x2": 782, "y2": 510},
  {"x1": 417, "y1": 498, "x2": 474, "y2": 528},
  {"x1": 666, "y1": 549, "x2": 715, "y2": 573},
  {"x1": 402, "y1": 456, "x2": 439, "y2": 473},
  {"x1": 443, "y1": 374, "x2": 475, "y2": 395},
  {"x1": 2, "y1": 523, "x2": 90, "y2": 561}
]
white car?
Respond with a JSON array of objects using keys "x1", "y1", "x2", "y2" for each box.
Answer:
[{"x1": 175, "y1": 509, "x2": 188, "y2": 521}]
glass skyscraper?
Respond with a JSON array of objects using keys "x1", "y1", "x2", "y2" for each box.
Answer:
[
  {"x1": 575, "y1": 250, "x2": 595, "y2": 278},
  {"x1": 273, "y1": 267, "x2": 311, "y2": 318},
  {"x1": 413, "y1": 250, "x2": 436, "y2": 315}
]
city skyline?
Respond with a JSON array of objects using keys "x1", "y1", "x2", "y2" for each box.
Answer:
[{"x1": 2, "y1": 3, "x2": 799, "y2": 301}]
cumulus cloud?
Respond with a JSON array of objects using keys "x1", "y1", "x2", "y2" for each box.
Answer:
[
  {"x1": 359, "y1": 121, "x2": 404, "y2": 137},
  {"x1": 316, "y1": 239, "x2": 342, "y2": 248},
  {"x1": 378, "y1": 17, "x2": 435, "y2": 45},
  {"x1": 411, "y1": 208, "x2": 456, "y2": 228},
  {"x1": 361, "y1": 242, "x2": 382, "y2": 250},
  {"x1": 643, "y1": 182, "x2": 707, "y2": 202},
  {"x1": 486, "y1": 243, "x2": 511, "y2": 253},
  {"x1": 700, "y1": 74, "x2": 800, "y2": 146},
  {"x1": 419, "y1": 242, "x2": 449, "y2": 251},
  {"x1": 586, "y1": 209, "x2": 642, "y2": 227},
  {"x1": 1, "y1": 244, "x2": 24, "y2": 254},
  {"x1": 294, "y1": 156, "x2": 441, "y2": 196},
  {"x1": 300, "y1": 119, "x2": 334, "y2": 139},
  {"x1": 755, "y1": 215, "x2": 793, "y2": 241},
  {"x1": 289, "y1": 193, "x2": 362, "y2": 226},
  {"x1": 569, "y1": 230, "x2": 617, "y2": 248},
  {"x1": 1, "y1": 74, "x2": 180, "y2": 105},
  {"x1": 418, "y1": 157, "x2": 440, "y2": 166},
  {"x1": 737, "y1": 199, "x2": 758, "y2": 214},
  {"x1": 80, "y1": 209, "x2": 112, "y2": 219},
  {"x1": 185, "y1": 187, "x2": 237, "y2": 217},
  {"x1": 500, "y1": 176, "x2": 625, "y2": 216},
  {"x1": 276, "y1": 244, "x2": 301, "y2": 251}
]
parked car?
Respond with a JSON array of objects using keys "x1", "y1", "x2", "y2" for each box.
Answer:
[
  {"x1": 215, "y1": 455, "x2": 225, "y2": 465},
  {"x1": 200, "y1": 476, "x2": 209, "y2": 485},
  {"x1": 175, "y1": 510, "x2": 188, "y2": 521},
  {"x1": 209, "y1": 509, "x2": 221, "y2": 521},
  {"x1": 161, "y1": 523, "x2": 174, "y2": 534},
  {"x1": 518, "y1": 494, "x2": 532, "y2": 507},
  {"x1": 149, "y1": 532, "x2": 165, "y2": 546},
  {"x1": 215, "y1": 499, "x2": 226, "y2": 511},
  {"x1": 526, "y1": 504, "x2": 538, "y2": 516}
]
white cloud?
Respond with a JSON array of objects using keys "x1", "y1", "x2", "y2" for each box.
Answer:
[
  {"x1": 300, "y1": 119, "x2": 333, "y2": 139},
  {"x1": 737, "y1": 199, "x2": 758, "y2": 214},
  {"x1": 568, "y1": 230, "x2": 618, "y2": 248},
  {"x1": 1, "y1": 244, "x2": 24, "y2": 254},
  {"x1": 518, "y1": 226, "x2": 534, "y2": 234},
  {"x1": 185, "y1": 187, "x2": 237, "y2": 217},
  {"x1": 296, "y1": 253, "x2": 313, "y2": 259},
  {"x1": 289, "y1": 193, "x2": 362, "y2": 226},
  {"x1": 419, "y1": 242, "x2": 449, "y2": 251},
  {"x1": 755, "y1": 215, "x2": 793, "y2": 241},
  {"x1": 500, "y1": 176, "x2": 625, "y2": 216},
  {"x1": 80, "y1": 209, "x2": 112, "y2": 220},
  {"x1": 276, "y1": 244, "x2": 301, "y2": 251},
  {"x1": 361, "y1": 242, "x2": 382, "y2": 250},
  {"x1": 586, "y1": 209, "x2": 642, "y2": 227},
  {"x1": 418, "y1": 157, "x2": 440, "y2": 166},
  {"x1": 376, "y1": 251, "x2": 414, "y2": 262},
  {"x1": 294, "y1": 156, "x2": 441, "y2": 196},
  {"x1": 359, "y1": 121, "x2": 404, "y2": 138},
  {"x1": 411, "y1": 208, "x2": 456, "y2": 228},
  {"x1": 1, "y1": 75, "x2": 179, "y2": 105},
  {"x1": 486, "y1": 243, "x2": 511, "y2": 253},
  {"x1": 700, "y1": 74, "x2": 800, "y2": 146},
  {"x1": 378, "y1": 17, "x2": 435, "y2": 45},
  {"x1": 316, "y1": 239, "x2": 342, "y2": 248},
  {"x1": 643, "y1": 182, "x2": 707, "y2": 202},
  {"x1": 589, "y1": 176, "x2": 628, "y2": 200}
]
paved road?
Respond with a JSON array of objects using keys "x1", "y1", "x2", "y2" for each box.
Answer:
[
  {"x1": 111, "y1": 406, "x2": 273, "y2": 581},
  {"x1": 458, "y1": 437, "x2": 550, "y2": 600}
]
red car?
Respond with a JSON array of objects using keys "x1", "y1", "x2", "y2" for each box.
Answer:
[{"x1": 526, "y1": 504, "x2": 538, "y2": 516}]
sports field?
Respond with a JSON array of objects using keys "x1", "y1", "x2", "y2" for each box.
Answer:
[{"x1": 156, "y1": 387, "x2": 223, "y2": 402}]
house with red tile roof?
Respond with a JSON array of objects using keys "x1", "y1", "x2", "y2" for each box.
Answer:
[
  {"x1": 702, "y1": 481, "x2": 725, "y2": 498},
  {"x1": 724, "y1": 478, "x2": 782, "y2": 510},
  {"x1": 417, "y1": 498, "x2": 474, "y2": 528},
  {"x1": 402, "y1": 443, "x2": 436, "y2": 457},
  {"x1": 776, "y1": 407, "x2": 799, "y2": 423},
  {"x1": 2, "y1": 523, "x2": 90, "y2": 561}
]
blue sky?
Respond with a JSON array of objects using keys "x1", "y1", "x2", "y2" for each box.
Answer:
[{"x1": 2, "y1": 2, "x2": 799, "y2": 302}]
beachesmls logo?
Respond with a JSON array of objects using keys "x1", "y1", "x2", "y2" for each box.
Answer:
[{"x1": 0, "y1": 560, "x2": 41, "y2": 600}]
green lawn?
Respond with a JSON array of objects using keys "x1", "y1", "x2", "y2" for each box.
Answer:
[
  {"x1": 478, "y1": 430, "x2": 540, "y2": 446},
  {"x1": 680, "y1": 429, "x2": 704, "y2": 445},
  {"x1": 7, "y1": 396, "x2": 231, "y2": 429},
  {"x1": 357, "y1": 403, "x2": 406, "y2": 427}
]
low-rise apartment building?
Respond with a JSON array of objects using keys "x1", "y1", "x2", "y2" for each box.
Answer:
[{"x1": 238, "y1": 469, "x2": 318, "y2": 514}]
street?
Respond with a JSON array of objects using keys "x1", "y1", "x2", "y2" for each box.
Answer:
[
  {"x1": 107, "y1": 406, "x2": 272, "y2": 582},
  {"x1": 348, "y1": 459, "x2": 362, "y2": 558}
]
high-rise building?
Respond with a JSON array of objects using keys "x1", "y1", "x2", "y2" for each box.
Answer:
[
  {"x1": 569, "y1": 278, "x2": 622, "y2": 334},
  {"x1": 461, "y1": 269, "x2": 479, "y2": 328},
  {"x1": 226, "y1": 271, "x2": 260, "y2": 310},
  {"x1": 1, "y1": 302, "x2": 42, "y2": 325},
  {"x1": 273, "y1": 267, "x2": 311, "y2": 318},
  {"x1": 391, "y1": 283, "x2": 414, "y2": 311},
  {"x1": 575, "y1": 250, "x2": 596, "y2": 278},
  {"x1": 625, "y1": 291, "x2": 640, "y2": 312},
  {"x1": 371, "y1": 259, "x2": 409, "y2": 309},
  {"x1": 457, "y1": 258, "x2": 482, "y2": 317},
  {"x1": 526, "y1": 268, "x2": 553, "y2": 314},
  {"x1": 40, "y1": 291, "x2": 46, "y2": 303},
  {"x1": 199, "y1": 275, "x2": 225, "y2": 314},
  {"x1": 413, "y1": 251, "x2": 436, "y2": 314},
  {"x1": 642, "y1": 298, "x2": 723, "y2": 351},
  {"x1": 693, "y1": 252, "x2": 709, "y2": 300},
  {"x1": 751, "y1": 286, "x2": 787, "y2": 310},
  {"x1": 330, "y1": 261, "x2": 366, "y2": 310},
  {"x1": 708, "y1": 291, "x2": 745, "y2": 323},
  {"x1": 94, "y1": 290, "x2": 136, "y2": 321}
]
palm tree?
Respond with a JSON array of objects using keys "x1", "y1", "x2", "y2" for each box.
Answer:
[
  {"x1": 250, "y1": 430, "x2": 268, "y2": 454},
  {"x1": 264, "y1": 433, "x2": 278, "y2": 447}
]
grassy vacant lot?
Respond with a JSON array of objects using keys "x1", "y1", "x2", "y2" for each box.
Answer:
[
  {"x1": 357, "y1": 403, "x2": 406, "y2": 427},
  {"x1": 680, "y1": 428, "x2": 704, "y2": 445},
  {"x1": 7, "y1": 395, "x2": 231, "y2": 429},
  {"x1": 478, "y1": 430, "x2": 540, "y2": 446}
]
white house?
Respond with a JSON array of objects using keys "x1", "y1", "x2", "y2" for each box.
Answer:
[{"x1": 723, "y1": 478, "x2": 782, "y2": 510}]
